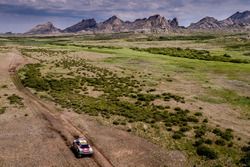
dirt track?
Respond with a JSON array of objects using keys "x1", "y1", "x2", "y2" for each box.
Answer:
[{"x1": 0, "y1": 50, "x2": 187, "y2": 167}]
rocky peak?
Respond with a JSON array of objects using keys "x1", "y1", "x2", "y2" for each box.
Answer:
[
  {"x1": 188, "y1": 16, "x2": 222, "y2": 29},
  {"x1": 229, "y1": 11, "x2": 250, "y2": 20},
  {"x1": 170, "y1": 18, "x2": 179, "y2": 28},
  {"x1": 200, "y1": 16, "x2": 218, "y2": 22},
  {"x1": 148, "y1": 14, "x2": 166, "y2": 22},
  {"x1": 25, "y1": 22, "x2": 61, "y2": 35},
  {"x1": 189, "y1": 11, "x2": 250, "y2": 30},
  {"x1": 147, "y1": 14, "x2": 169, "y2": 29},
  {"x1": 63, "y1": 18, "x2": 97, "y2": 33},
  {"x1": 97, "y1": 15, "x2": 125, "y2": 32},
  {"x1": 148, "y1": 14, "x2": 161, "y2": 20},
  {"x1": 103, "y1": 15, "x2": 124, "y2": 24},
  {"x1": 227, "y1": 10, "x2": 250, "y2": 24}
]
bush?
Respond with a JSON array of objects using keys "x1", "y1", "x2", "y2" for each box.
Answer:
[
  {"x1": 242, "y1": 146, "x2": 250, "y2": 152},
  {"x1": 172, "y1": 131, "x2": 185, "y2": 139},
  {"x1": 213, "y1": 128, "x2": 234, "y2": 141},
  {"x1": 213, "y1": 128, "x2": 223, "y2": 136},
  {"x1": 203, "y1": 119, "x2": 208, "y2": 123},
  {"x1": 113, "y1": 120, "x2": 119, "y2": 125},
  {"x1": 240, "y1": 152, "x2": 250, "y2": 167},
  {"x1": 194, "y1": 126, "x2": 207, "y2": 138},
  {"x1": 215, "y1": 139, "x2": 226, "y2": 146},
  {"x1": 194, "y1": 112, "x2": 203, "y2": 116},
  {"x1": 1, "y1": 85, "x2": 7, "y2": 88},
  {"x1": 205, "y1": 139, "x2": 213, "y2": 145},
  {"x1": 223, "y1": 54, "x2": 231, "y2": 58},
  {"x1": 196, "y1": 145, "x2": 218, "y2": 159},
  {"x1": 0, "y1": 107, "x2": 6, "y2": 114},
  {"x1": 7, "y1": 94, "x2": 23, "y2": 106},
  {"x1": 193, "y1": 139, "x2": 204, "y2": 147},
  {"x1": 180, "y1": 126, "x2": 191, "y2": 132},
  {"x1": 228, "y1": 142, "x2": 234, "y2": 147},
  {"x1": 221, "y1": 129, "x2": 234, "y2": 141}
]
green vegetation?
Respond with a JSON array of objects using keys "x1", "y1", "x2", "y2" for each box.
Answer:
[
  {"x1": 213, "y1": 128, "x2": 234, "y2": 141},
  {"x1": 196, "y1": 145, "x2": 218, "y2": 160},
  {"x1": 0, "y1": 107, "x2": 6, "y2": 114},
  {"x1": 200, "y1": 89, "x2": 250, "y2": 115},
  {"x1": 243, "y1": 52, "x2": 250, "y2": 56},
  {"x1": 132, "y1": 47, "x2": 250, "y2": 63},
  {"x1": 7, "y1": 94, "x2": 24, "y2": 106},
  {"x1": 226, "y1": 42, "x2": 250, "y2": 51},
  {"x1": 156, "y1": 35, "x2": 217, "y2": 41},
  {"x1": 1, "y1": 85, "x2": 7, "y2": 88},
  {"x1": 240, "y1": 144, "x2": 250, "y2": 167},
  {"x1": 19, "y1": 60, "x2": 194, "y2": 126}
]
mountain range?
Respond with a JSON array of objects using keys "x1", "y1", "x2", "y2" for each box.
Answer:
[
  {"x1": 188, "y1": 11, "x2": 250, "y2": 30},
  {"x1": 25, "y1": 11, "x2": 250, "y2": 34}
]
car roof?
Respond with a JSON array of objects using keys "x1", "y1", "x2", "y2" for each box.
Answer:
[{"x1": 77, "y1": 138, "x2": 88, "y2": 144}]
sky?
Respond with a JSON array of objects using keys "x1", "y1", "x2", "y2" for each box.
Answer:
[{"x1": 0, "y1": 0, "x2": 249, "y2": 33}]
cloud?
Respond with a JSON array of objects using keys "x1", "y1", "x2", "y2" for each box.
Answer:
[{"x1": 0, "y1": 0, "x2": 250, "y2": 32}]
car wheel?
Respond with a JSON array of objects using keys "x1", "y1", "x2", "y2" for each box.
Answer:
[{"x1": 76, "y1": 150, "x2": 81, "y2": 158}]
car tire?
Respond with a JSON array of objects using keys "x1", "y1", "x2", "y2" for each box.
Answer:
[{"x1": 76, "y1": 150, "x2": 81, "y2": 158}]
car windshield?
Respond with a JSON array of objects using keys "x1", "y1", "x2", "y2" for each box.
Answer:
[{"x1": 80, "y1": 144, "x2": 89, "y2": 149}]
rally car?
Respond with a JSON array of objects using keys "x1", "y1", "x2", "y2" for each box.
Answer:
[{"x1": 71, "y1": 138, "x2": 94, "y2": 158}]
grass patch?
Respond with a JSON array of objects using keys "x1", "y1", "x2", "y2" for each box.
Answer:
[
  {"x1": 131, "y1": 47, "x2": 250, "y2": 64},
  {"x1": 203, "y1": 88, "x2": 250, "y2": 114},
  {"x1": 156, "y1": 35, "x2": 217, "y2": 41}
]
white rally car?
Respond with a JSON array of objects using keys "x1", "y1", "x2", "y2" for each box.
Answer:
[{"x1": 72, "y1": 138, "x2": 94, "y2": 158}]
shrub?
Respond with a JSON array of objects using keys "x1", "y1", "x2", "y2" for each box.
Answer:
[
  {"x1": 1, "y1": 85, "x2": 7, "y2": 88},
  {"x1": 7, "y1": 94, "x2": 23, "y2": 106},
  {"x1": 203, "y1": 119, "x2": 208, "y2": 123},
  {"x1": 242, "y1": 146, "x2": 250, "y2": 152},
  {"x1": 213, "y1": 128, "x2": 234, "y2": 141},
  {"x1": 0, "y1": 107, "x2": 6, "y2": 114},
  {"x1": 180, "y1": 126, "x2": 191, "y2": 132},
  {"x1": 172, "y1": 131, "x2": 185, "y2": 139},
  {"x1": 221, "y1": 129, "x2": 234, "y2": 141},
  {"x1": 240, "y1": 145, "x2": 250, "y2": 167},
  {"x1": 193, "y1": 138, "x2": 205, "y2": 147},
  {"x1": 194, "y1": 126, "x2": 207, "y2": 138},
  {"x1": 240, "y1": 152, "x2": 250, "y2": 167},
  {"x1": 213, "y1": 128, "x2": 223, "y2": 136},
  {"x1": 187, "y1": 116, "x2": 199, "y2": 123},
  {"x1": 215, "y1": 139, "x2": 226, "y2": 146},
  {"x1": 205, "y1": 139, "x2": 213, "y2": 145},
  {"x1": 195, "y1": 112, "x2": 203, "y2": 116},
  {"x1": 196, "y1": 145, "x2": 218, "y2": 159},
  {"x1": 113, "y1": 121, "x2": 119, "y2": 125},
  {"x1": 223, "y1": 54, "x2": 231, "y2": 58},
  {"x1": 137, "y1": 93, "x2": 157, "y2": 102},
  {"x1": 228, "y1": 142, "x2": 234, "y2": 147},
  {"x1": 166, "y1": 127, "x2": 172, "y2": 131}
]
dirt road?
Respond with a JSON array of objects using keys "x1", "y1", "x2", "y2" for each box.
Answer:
[{"x1": 0, "y1": 50, "x2": 187, "y2": 167}]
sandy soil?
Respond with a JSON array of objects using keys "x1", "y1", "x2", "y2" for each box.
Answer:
[{"x1": 0, "y1": 49, "x2": 188, "y2": 166}]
